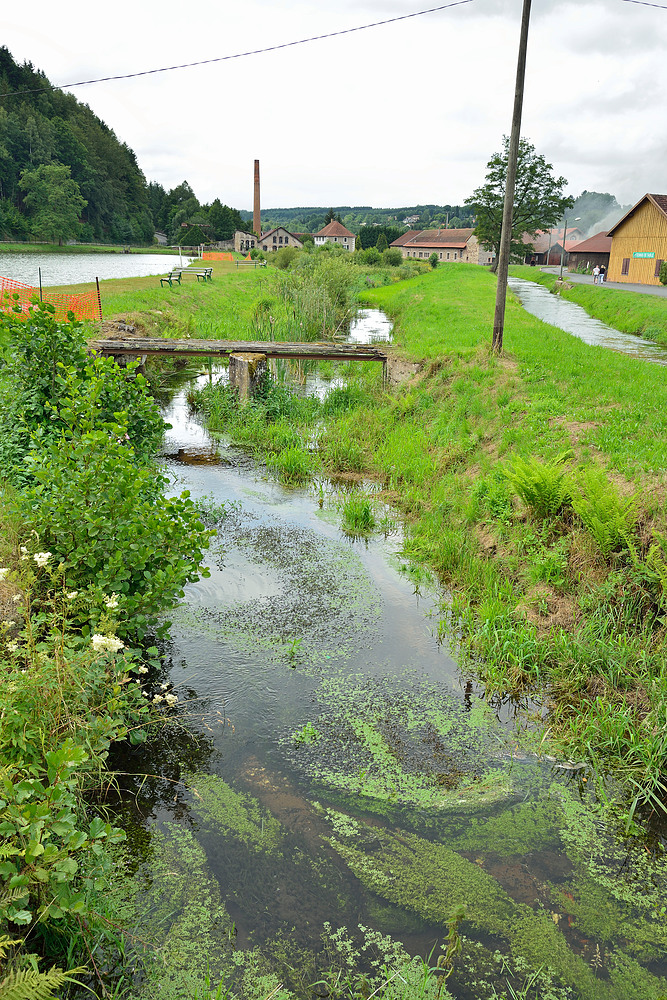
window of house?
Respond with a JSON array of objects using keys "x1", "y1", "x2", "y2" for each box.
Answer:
[
  {"x1": 446, "y1": 253, "x2": 450, "y2": 260},
  {"x1": 273, "y1": 236, "x2": 277, "y2": 243},
  {"x1": 621, "y1": 258, "x2": 630, "y2": 275},
  {"x1": 439, "y1": 253, "x2": 442, "y2": 259},
  {"x1": 655, "y1": 259, "x2": 663, "y2": 277},
  {"x1": 344, "y1": 237, "x2": 347, "y2": 242}
]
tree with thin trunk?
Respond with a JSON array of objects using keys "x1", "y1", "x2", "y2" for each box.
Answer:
[{"x1": 465, "y1": 137, "x2": 572, "y2": 273}]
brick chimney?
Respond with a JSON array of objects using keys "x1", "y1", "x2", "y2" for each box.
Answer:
[{"x1": 253, "y1": 159, "x2": 261, "y2": 238}]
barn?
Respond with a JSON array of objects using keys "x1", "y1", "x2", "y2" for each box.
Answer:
[{"x1": 606, "y1": 193, "x2": 667, "y2": 285}]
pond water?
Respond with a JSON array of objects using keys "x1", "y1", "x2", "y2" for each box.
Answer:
[
  {"x1": 509, "y1": 276, "x2": 667, "y2": 365},
  {"x1": 107, "y1": 314, "x2": 667, "y2": 1000},
  {"x1": 0, "y1": 250, "x2": 193, "y2": 287}
]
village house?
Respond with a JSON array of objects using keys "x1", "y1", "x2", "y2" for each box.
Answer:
[
  {"x1": 390, "y1": 229, "x2": 495, "y2": 265},
  {"x1": 314, "y1": 221, "x2": 356, "y2": 251},
  {"x1": 566, "y1": 232, "x2": 612, "y2": 272},
  {"x1": 606, "y1": 193, "x2": 667, "y2": 284},
  {"x1": 523, "y1": 227, "x2": 584, "y2": 265},
  {"x1": 259, "y1": 227, "x2": 303, "y2": 252}
]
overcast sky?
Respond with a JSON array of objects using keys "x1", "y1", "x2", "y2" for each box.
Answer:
[{"x1": 3, "y1": 0, "x2": 666, "y2": 213}]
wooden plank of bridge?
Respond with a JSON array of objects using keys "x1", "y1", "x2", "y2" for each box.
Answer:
[{"x1": 88, "y1": 337, "x2": 388, "y2": 363}]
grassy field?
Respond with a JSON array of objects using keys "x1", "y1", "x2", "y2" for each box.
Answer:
[{"x1": 511, "y1": 264, "x2": 667, "y2": 345}]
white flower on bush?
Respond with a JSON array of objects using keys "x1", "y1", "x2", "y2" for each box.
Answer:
[
  {"x1": 137, "y1": 665, "x2": 149, "y2": 675},
  {"x1": 91, "y1": 633, "x2": 125, "y2": 655},
  {"x1": 164, "y1": 693, "x2": 179, "y2": 707},
  {"x1": 152, "y1": 694, "x2": 164, "y2": 704},
  {"x1": 104, "y1": 593, "x2": 120, "y2": 609},
  {"x1": 7, "y1": 641, "x2": 19, "y2": 653},
  {"x1": 33, "y1": 551, "x2": 52, "y2": 568},
  {"x1": 19, "y1": 546, "x2": 28, "y2": 561},
  {"x1": 12, "y1": 595, "x2": 21, "y2": 603},
  {"x1": 0, "y1": 568, "x2": 9, "y2": 581},
  {"x1": 66, "y1": 590, "x2": 78, "y2": 600}
]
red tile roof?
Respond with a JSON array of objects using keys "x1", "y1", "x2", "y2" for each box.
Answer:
[
  {"x1": 316, "y1": 221, "x2": 355, "y2": 239},
  {"x1": 568, "y1": 231, "x2": 612, "y2": 253},
  {"x1": 390, "y1": 228, "x2": 474, "y2": 249}
]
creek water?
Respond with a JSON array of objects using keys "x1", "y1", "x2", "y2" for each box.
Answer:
[
  {"x1": 109, "y1": 310, "x2": 667, "y2": 1000},
  {"x1": 0, "y1": 250, "x2": 193, "y2": 286},
  {"x1": 508, "y1": 276, "x2": 667, "y2": 365}
]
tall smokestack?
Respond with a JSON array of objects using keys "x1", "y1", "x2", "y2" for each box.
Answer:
[{"x1": 253, "y1": 159, "x2": 261, "y2": 238}]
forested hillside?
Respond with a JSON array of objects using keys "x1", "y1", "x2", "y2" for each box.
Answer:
[
  {"x1": 0, "y1": 47, "x2": 243, "y2": 245},
  {"x1": 243, "y1": 203, "x2": 476, "y2": 235}
]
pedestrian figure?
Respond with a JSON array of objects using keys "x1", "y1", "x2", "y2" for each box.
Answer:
[
  {"x1": 593, "y1": 266, "x2": 600, "y2": 284},
  {"x1": 599, "y1": 265, "x2": 606, "y2": 284}
]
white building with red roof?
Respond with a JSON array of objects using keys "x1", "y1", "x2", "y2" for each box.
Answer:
[
  {"x1": 314, "y1": 221, "x2": 356, "y2": 251},
  {"x1": 390, "y1": 228, "x2": 495, "y2": 265}
]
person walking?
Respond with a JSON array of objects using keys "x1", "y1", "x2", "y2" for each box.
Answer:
[
  {"x1": 593, "y1": 265, "x2": 600, "y2": 284},
  {"x1": 599, "y1": 264, "x2": 606, "y2": 284}
]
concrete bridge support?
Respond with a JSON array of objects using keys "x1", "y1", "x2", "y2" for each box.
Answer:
[{"x1": 228, "y1": 352, "x2": 267, "y2": 400}]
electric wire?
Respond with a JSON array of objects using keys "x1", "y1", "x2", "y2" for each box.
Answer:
[{"x1": 0, "y1": 1, "x2": 473, "y2": 99}]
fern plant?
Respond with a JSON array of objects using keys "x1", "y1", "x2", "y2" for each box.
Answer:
[
  {"x1": 0, "y1": 937, "x2": 84, "y2": 1000},
  {"x1": 501, "y1": 451, "x2": 573, "y2": 518},
  {"x1": 571, "y1": 469, "x2": 637, "y2": 557}
]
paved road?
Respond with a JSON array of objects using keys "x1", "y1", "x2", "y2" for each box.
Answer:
[{"x1": 539, "y1": 266, "x2": 667, "y2": 298}]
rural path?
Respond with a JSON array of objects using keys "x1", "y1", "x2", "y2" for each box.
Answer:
[{"x1": 540, "y1": 265, "x2": 667, "y2": 297}]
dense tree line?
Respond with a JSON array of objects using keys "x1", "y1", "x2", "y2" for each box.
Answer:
[
  {"x1": 245, "y1": 204, "x2": 477, "y2": 236},
  {"x1": 0, "y1": 48, "x2": 243, "y2": 245}
]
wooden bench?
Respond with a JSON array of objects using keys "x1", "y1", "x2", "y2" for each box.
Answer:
[
  {"x1": 160, "y1": 271, "x2": 182, "y2": 287},
  {"x1": 173, "y1": 267, "x2": 213, "y2": 282},
  {"x1": 235, "y1": 260, "x2": 267, "y2": 268}
]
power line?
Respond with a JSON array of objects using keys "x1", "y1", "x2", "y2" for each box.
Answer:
[{"x1": 0, "y1": 1, "x2": 473, "y2": 99}]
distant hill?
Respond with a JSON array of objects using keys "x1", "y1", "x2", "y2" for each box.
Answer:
[
  {"x1": 240, "y1": 204, "x2": 476, "y2": 235},
  {"x1": 0, "y1": 47, "x2": 243, "y2": 245}
]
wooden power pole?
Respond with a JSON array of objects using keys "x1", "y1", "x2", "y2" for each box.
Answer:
[{"x1": 491, "y1": 0, "x2": 533, "y2": 353}]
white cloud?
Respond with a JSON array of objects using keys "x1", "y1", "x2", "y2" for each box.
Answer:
[{"x1": 2, "y1": 0, "x2": 666, "y2": 210}]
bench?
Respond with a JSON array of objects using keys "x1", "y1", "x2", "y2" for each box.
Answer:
[
  {"x1": 235, "y1": 260, "x2": 267, "y2": 268},
  {"x1": 173, "y1": 267, "x2": 213, "y2": 282},
  {"x1": 160, "y1": 271, "x2": 182, "y2": 287}
]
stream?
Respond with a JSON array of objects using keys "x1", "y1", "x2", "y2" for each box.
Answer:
[
  {"x1": 508, "y1": 276, "x2": 667, "y2": 365},
  {"x1": 109, "y1": 310, "x2": 667, "y2": 1000}
]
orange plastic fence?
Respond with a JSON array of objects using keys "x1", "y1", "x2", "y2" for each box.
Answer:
[
  {"x1": 202, "y1": 251, "x2": 233, "y2": 261},
  {"x1": 0, "y1": 276, "x2": 100, "y2": 321}
]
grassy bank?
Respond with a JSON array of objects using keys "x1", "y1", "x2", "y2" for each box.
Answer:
[
  {"x1": 511, "y1": 264, "x2": 667, "y2": 346},
  {"x1": 0, "y1": 241, "x2": 178, "y2": 255},
  {"x1": 183, "y1": 261, "x2": 667, "y2": 827}
]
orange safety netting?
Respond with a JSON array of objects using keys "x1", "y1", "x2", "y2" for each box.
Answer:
[
  {"x1": 0, "y1": 276, "x2": 101, "y2": 321},
  {"x1": 202, "y1": 251, "x2": 233, "y2": 261}
]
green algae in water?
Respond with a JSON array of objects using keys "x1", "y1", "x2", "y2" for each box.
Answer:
[
  {"x1": 105, "y1": 822, "x2": 237, "y2": 1000},
  {"x1": 324, "y1": 811, "x2": 667, "y2": 1000},
  {"x1": 171, "y1": 515, "x2": 381, "y2": 669},
  {"x1": 284, "y1": 670, "x2": 517, "y2": 814},
  {"x1": 186, "y1": 771, "x2": 283, "y2": 853}
]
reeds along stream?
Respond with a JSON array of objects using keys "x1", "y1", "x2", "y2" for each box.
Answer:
[{"x1": 107, "y1": 311, "x2": 667, "y2": 1000}]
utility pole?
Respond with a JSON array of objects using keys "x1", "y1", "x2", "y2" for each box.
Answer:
[{"x1": 491, "y1": 0, "x2": 533, "y2": 353}]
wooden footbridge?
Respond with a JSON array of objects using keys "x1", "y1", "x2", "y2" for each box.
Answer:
[
  {"x1": 89, "y1": 336, "x2": 390, "y2": 394},
  {"x1": 88, "y1": 336, "x2": 388, "y2": 364}
]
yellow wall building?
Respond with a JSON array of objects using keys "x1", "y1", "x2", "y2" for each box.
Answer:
[{"x1": 607, "y1": 193, "x2": 667, "y2": 285}]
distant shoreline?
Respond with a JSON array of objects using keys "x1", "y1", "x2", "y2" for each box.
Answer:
[{"x1": 0, "y1": 242, "x2": 180, "y2": 256}]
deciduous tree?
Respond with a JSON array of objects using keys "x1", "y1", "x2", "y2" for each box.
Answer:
[
  {"x1": 19, "y1": 163, "x2": 86, "y2": 245},
  {"x1": 465, "y1": 137, "x2": 573, "y2": 272}
]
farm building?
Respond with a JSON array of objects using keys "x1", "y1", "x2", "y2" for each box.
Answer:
[
  {"x1": 566, "y1": 232, "x2": 612, "y2": 272},
  {"x1": 390, "y1": 229, "x2": 495, "y2": 265},
  {"x1": 606, "y1": 193, "x2": 667, "y2": 285},
  {"x1": 259, "y1": 227, "x2": 303, "y2": 252}
]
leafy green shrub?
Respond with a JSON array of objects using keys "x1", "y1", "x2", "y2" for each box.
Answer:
[
  {"x1": 382, "y1": 248, "x2": 403, "y2": 267},
  {"x1": 659, "y1": 260, "x2": 667, "y2": 286},
  {"x1": 571, "y1": 469, "x2": 637, "y2": 557},
  {"x1": 15, "y1": 379, "x2": 211, "y2": 639},
  {"x1": 501, "y1": 452, "x2": 572, "y2": 518},
  {"x1": 0, "y1": 304, "x2": 165, "y2": 478}
]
